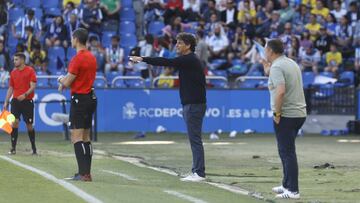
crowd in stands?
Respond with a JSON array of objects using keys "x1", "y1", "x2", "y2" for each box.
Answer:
[{"x1": 0, "y1": 0, "x2": 359, "y2": 88}]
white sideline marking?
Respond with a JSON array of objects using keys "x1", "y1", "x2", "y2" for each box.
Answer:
[
  {"x1": 0, "y1": 155, "x2": 103, "y2": 203},
  {"x1": 163, "y1": 190, "x2": 208, "y2": 203},
  {"x1": 101, "y1": 169, "x2": 138, "y2": 181}
]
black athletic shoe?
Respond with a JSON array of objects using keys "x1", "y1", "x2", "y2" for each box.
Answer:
[{"x1": 8, "y1": 149, "x2": 16, "y2": 155}]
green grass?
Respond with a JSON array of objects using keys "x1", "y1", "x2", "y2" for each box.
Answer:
[{"x1": 1, "y1": 132, "x2": 360, "y2": 203}]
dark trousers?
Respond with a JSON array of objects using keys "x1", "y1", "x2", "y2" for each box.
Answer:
[
  {"x1": 273, "y1": 117, "x2": 306, "y2": 192},
  {"x1": 182, "y1": 103, "x2": 206, "y2": 177}
]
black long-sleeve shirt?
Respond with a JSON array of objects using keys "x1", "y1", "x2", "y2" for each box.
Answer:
[{"x1": 143, "y1": 53, "x2": 206, "y2": 105}]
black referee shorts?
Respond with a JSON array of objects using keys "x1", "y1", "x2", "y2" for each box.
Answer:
[
  {"x1": 69, "y1": 92, "x2": 97, "y2": 130},
  {"x1": 11, "y1": 99, "x2": 34, "y2": 124}
]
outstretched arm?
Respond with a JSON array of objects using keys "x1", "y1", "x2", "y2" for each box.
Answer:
[{"x1": 129, "y1": 56, "x2": 182, "y2": 67}]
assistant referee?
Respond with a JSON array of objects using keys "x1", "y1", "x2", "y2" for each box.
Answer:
[
  {"x1": 58, "y1": 28, "x2": 97, "y2": 182},
  {"x1": 262, "y1": 39, "x2": 307, "y2": 199},
  {"x1": 130, "y1": 33, "x2": 207, "y2": 182}
]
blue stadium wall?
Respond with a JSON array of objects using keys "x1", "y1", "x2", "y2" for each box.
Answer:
[{"x1": 0, "y1": 89, "x2": 275, "y2": 133}]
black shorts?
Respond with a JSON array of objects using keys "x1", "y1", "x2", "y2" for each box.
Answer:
[
  {"x1": 11, "y1": 99, "x2": 34, "y2": 124},
  {"x1": 69, "y1": 92, "x2": 97, "y2": 129}
]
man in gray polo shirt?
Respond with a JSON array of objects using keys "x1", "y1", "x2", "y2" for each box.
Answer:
[{"x1": 262, "y1": 39, "x2": 307, "y2": 199}]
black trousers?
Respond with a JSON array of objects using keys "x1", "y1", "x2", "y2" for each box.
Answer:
[
  {"x1": 273, "y1": 117, "x2": 306, "y2": 192},
  {"x1": 182, "y1": 103, "x2": 206, "y2": 177}
]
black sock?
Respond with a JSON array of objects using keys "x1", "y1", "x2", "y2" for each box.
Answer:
[
  {"x1": 74, "y1": 141, "x2": 87, "y2": 175},
  {"x1": 11, "y1": 128, "x2": 18, "y2": 150},
  {"x1": 28, "y1": 129, "x2": 36, "y2": 153},
  {"x1": 84, "y1": 142, "x2": 93, "y2": 174}
]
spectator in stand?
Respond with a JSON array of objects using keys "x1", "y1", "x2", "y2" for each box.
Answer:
[
  {"x1": 63, "y1": 1, "x2": 79, "y2": 23},
  {"x1": 183, "y1": 0, "x2": 201, "y2": 21},
  {"x1": 355, "y1": 45, "x2": 360, "y2": 85},
  {"x1": 138, "y1": 34, "x2": 154, "y2": 78},
  {"x1": 133, "y1": 0, "x2": 144, "y2": 40},
  {"x1": 346, "y1": 1, "x2": 360, "y2": 29},
  {"x1": 104, "y1": 36, "x2": 124, "y2": 74},
  {"x1": 12, "y1": 9, "x2": 42, "y2": 41},
  {"x1": 324, "y1": 43, "x2": 342, "y2": 74},
  {"x1": 302, "y1": 0, "x2": 316, "y2": 9},
  {"x1": 0, "y1": 2, "x2": 8, "y2": 36},
  {"x1": 311, "y1": 0, "x2": 329, "y2": 19},
  {"x1": 279, "y1": 22, "x2": 293, "y2": 54},
  {"x1": 24, "y1": 26, "x2": 38, "y2": 53},
  {"x1": 202, "y1": 0, "x2": 220, "y2": 23},
  {"x1": 231, "y1": 24, "x2": 251, "y2": 58},
  {"x1": 88, "y1": 36, "x2": 105, "y2": 72},
  {"x1": 216, "y1": 0, "x2": 227, "y2": 12},
  {"x1": 300, "y1": 30, "x2": 312, "y2": 49},
  {"x1": 217, "y1": 52, "x2": 234, "y2": 70},
  {"x1": 195, "y1": 30, "x2": 209, "y2": 68},
  {"x1": 255, "y1": 4, "x2": 268, "y2": 26},
  {"x1": 335, "y1": 16, "x2": 352, "y2": 51},
  {"x1": 288, "y1": 36, "x2": 300, "y2": 61},
  {"x1": 144, "y1": 0, "x2": 165, "y2": 27},
  {"x1": 279, "y1": 0, "x2": 295, "y2": 23},
  {"x1": 314, "y1": 26, "x2": 333, "y2": 55},
  {"x1": 354, "y1": 21, "x2": 360, "y2": 46},
  {"x1": 79, "y1": 0, "x2": 103, "y2": 35},
  {"x1": 237, "y1": 0, "x2": 256, "y2": 24},
  {"x1": 205, "y1": 13, "x2": 219, "y2": 35},
  {"x1": 305, "y1": 14, "x2": 321, "y2": 41},
  {"x1": 299, "y1": 43, "x2": 321, "y2": 74},
  {"x1": 15, "y1": 43, "x2": 30, "y2": 64},
  {"x1": 157, "y1": 67, "x2": 174, "y2": 88},
  {"x1": 206, "y1": 23, "x2": 229, "y2": 59},
  {"x1": 292, "y1": 4, "x2": 310, "y2": 35},
  {"x1": 100, "y1": 0, "x2": 121, "y2": 21},
  {"x1": 331, "y1": 0, "x2": 346, "y2": 22},
  {"x1": 325, "y1": 13, "x2": 337, "y2": 36},
  {"x1": 162, "y1": 16, "x2": 192, "y2": 40},
  {"x1": 45, "y1": 16, "x2": 68, "y2": 48},
  {"x1": 163, "y1": 0, "x2": 184, "y2": 25},
  {"x1": 220, "y1": 0, "x2": 238, "y2": 28},
  {"x1": 0, "y1": 40, "x2": 10, "y2": 72},
  {"x1": 66, "y1": 14, "x2": 81, "y2": 43},
  {"x1": 269, "y1": 11, "x2": 281, "y2": 38},
  {"x1": 30, "y1": 42, "x2": 47, "y2": 73}
]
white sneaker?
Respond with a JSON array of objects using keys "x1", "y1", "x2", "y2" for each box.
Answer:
[
  {"x1": 272, "y1": 185, "x2": 285, "y2": 194},
  {"x1": 275, "y1": 189, "x2": 300, "y2": 199},
  {"x1": 180, "y1": 173, "x2": 205, "y2": 182}
]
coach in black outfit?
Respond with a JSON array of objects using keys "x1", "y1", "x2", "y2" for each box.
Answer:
[{"x1": 130, "y1": 33, "x2": 207, "y2": 182}]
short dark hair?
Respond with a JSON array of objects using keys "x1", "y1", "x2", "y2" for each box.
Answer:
[
  {"x1": 176, "y1": 32, "x2": 197, "y2": 52},
  {"x1": 14, "y1": 52, "x2": 26, "y2": 60},
  {"x1": 111, "y1": 35, "x2": 120, "y2": 42},
  {"x1": 266, "y1": 39, "x2": 284, "y2": 54},
  {"x1": 72, "y1": 28, "x2": 88, "y2": 45}
]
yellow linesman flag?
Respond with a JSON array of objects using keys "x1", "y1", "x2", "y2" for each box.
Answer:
[{"x1": 0, "y1": 110, "x2": 15, "y2": 134}]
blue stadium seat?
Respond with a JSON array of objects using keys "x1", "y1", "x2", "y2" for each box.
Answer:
[
  {"x1": 212, "y1": 70, "x2": 227, "y2": 77},
  {"x1": 7, "y1": 34, "x2": 18, "y2": 49},
  {"x1": 12, "y1": 0, "x2": 23, "y2": 6},
  {"x1": 66, "y1": 48, "x2": 76, "y2": 61},
  {"x1": 106, "y1": 71, "x2": 123, "y2": 86},
  {"x1": 125, "y1": 80, "x2": 145, "y2": 88},
  {"x1": 119, "y1": 21, "x2": 136, "y2": 35},
  {"x1": 32, "y1": 7, "x2": 43, "y2": 20},
  {"x1": 210, "y1": 59, "x2": 226, "y2": 69},
  {"x1": 94, "y1": 78, "x2": 107, "y2": 88},
  {"x1": 48, "y1": 46, "x2": 65, "y2": 62},
  {"x1": 125, "y1": 71, "x2": 141, "y2": 76},
  {"x1": 121, "y1": 0, "x2": 133, "y2": 8},
  {"x1": 120, "y1": 7, "x2": 135, "y2": 21},
  {"x1": 101, "y1": 32, "x2": 116, "y2": 48},
  {"x1": 148, "y1": 21, "x2": 165, "y2": 36},
  {"x1": 120, "y1": 33, "x2": 137, "y2": 47},
  {"x1": 210, "y1": 79, "x2": 227, "y2": 88},
  {"x1": 302, "y1": 72, "x2": 315, "y2": 88},
  {"x1": 113, "y1": 79, "x2": 126, "y2": 88},
  {"x1": 9, "y1": 8, "x2": 24, "y2": 23},
  {"x1": 24, "y1": 0, "x2": 41, "y2": 8},
  {"x1": 320, "y1": 71, "x2": 334, "y2": 78},
  {"x1": 239, "y1": 79, "x2": 260, "y2": 88},
  {"x1": 339, "y1": 71, "x2": 354, "y2": 85},
  {"x1": 42, "y1": 0, "x2": 59, "y2": 8},
  {"x1": 45, "y1": 8, "x2": 62, "y2": 16},
  {"x1": 247, "y1": 71, "x2": 262, "y2": 76},
  {"x1": 314, "y1": 83, "x2": 334, "y2": 99},
  {"x1": 183, "y1": 22, "x2": 197, "y2": 34},
  {"x1": 36, "y1": 71, "x2": 50, "y2": 87}
]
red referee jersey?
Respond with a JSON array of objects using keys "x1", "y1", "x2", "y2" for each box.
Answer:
[
  {"x1": 9, "y1": 66, "x2": 37, "y2": 99},
  {"x1": 68, "y1": 49, "x2": 97, "y2": 94}
]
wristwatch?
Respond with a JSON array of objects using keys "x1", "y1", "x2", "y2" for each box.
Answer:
[{"x1": 273, "y1": 112, "x2": 281, "y2": 117}]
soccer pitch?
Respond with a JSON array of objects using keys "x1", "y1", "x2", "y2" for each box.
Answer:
[{"x1": 0, "y1": 132, "x2": 359, "y2": 203}]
